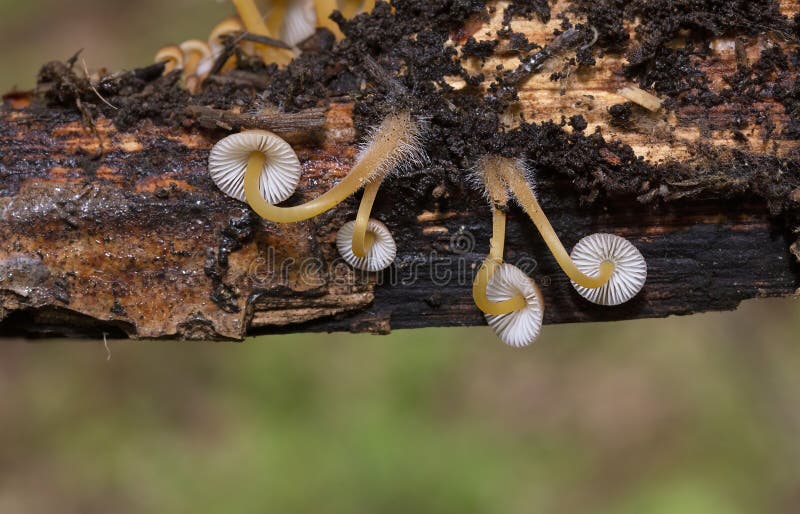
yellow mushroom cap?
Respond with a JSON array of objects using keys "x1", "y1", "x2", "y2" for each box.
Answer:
[
  {"x1": 209, "y1": 17, "x2": 245, "y2": 54},
  {"x1": 154, "y1": 45, "x2": 184, "y2": 72},
  {"x1": 570, "y1": 233, "x2": 647, "y2": 306},
  {"x1": 485, "y1": 263, "x2": 544, "y2": 348},
  {"x1": 336, "y1": 219, "x2": 397, "y2": 272},
  {"x1": 179, "y1": 39, "x2": 212, "y2": 60},
  {"x1": 209, "y1": 130, "x2": 302, "y2": 204}
]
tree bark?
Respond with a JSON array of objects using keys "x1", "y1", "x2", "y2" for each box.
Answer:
[{"x1": 1, "y1": 0, "x2": 799, "y2": 340}]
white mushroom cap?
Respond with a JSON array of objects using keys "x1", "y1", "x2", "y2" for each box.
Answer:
[
  {"x1": 570, "y1": 233, "x2": 647, "y2": 306},
  {"x1": 336, "y1": 219, "x2": 397, "y2": 272},
  {"x1": 209, "y1": 130, "x2": 302, "y2": 204},
  {"x1": 485, "y1": 263, "x2": 544, "y2": 348},
  {"x1": 282, "y1": 0, "x2": 317, "y2": 47}
]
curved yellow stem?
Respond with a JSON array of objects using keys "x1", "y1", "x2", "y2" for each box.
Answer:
[
  {"x1": 352, "y1": 177, "x2": 383, "y2": 257},
  {"x1": 245, "y1": 112, "x2": 413, "y2": 224},
  {"x1": 472, "y1": 208, "x2": 528, "y2": 315},
  {"x1": 362, "y1": 0, "x2": 376, "y2": 13},
  {"x1": 245, "y1": 152, "x2": 370, "y2": 222},
  {"x1": 315, "y1": 0, "x2": 345, "y2": 38},
  {"x1": 504, "y1": 166, "x2": 614, "y2": 289}
]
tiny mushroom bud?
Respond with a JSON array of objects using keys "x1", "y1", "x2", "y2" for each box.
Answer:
[
  {"x1": 570, "y1": 233, "x2": 647, "y2": 306},
  {"x1": 209, "y1": 130, "x2": 302, "y2": 205},
  {"x1": 336, "y1": 219, "x2": 397, "y2": 272},
  {"x1": 154, "y1": 45, "x2": 183, "y2": 74},
  {"x1": 485, "y1": 263, "x2": 544, "y2": 348}
]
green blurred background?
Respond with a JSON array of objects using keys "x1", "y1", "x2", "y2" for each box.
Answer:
[{"x1": 2, "y1": 1, "x2": 800, "y2": 512}]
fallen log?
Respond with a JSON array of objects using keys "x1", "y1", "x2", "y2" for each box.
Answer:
[{"x1": 1, "y1": 0, "x2": 799, "y2": 340}]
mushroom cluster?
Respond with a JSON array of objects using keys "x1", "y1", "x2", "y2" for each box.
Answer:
[
  {"x1": 193, "y1": 2, "x2": 646, "y2": 348},
  {"x1": 470, "y1": 157, "x2": 647, "y2": 348},
  {"x1": 154, "y1": 0, "x2": 376, "y2": 92}
]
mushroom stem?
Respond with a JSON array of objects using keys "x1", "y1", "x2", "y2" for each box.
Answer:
[
  {"x1": 472, "y1": 207, "x2": 528, "y2": 315},
  {"x1": 504, "y1": 164, "x2": 614, "y2": 289},
  {"x1": 340, "y1": 0, "x2": 362, "y2": 18},
  {"x1": 245, "y1": 150, "x2": 375, "y2": 222},
  {"x1": 232, "y1": 0, "x2": 293, "y2": 65},
  {"x1": 352, "y1": 178, "x2": 383, "y2": 258},
  {"x1": 471, "y1": 157, "x2": 529, "y2": 315},
  {"x1": 266, "y1": 0, "x2": 290, "y2": 36},
  {"x1": 314, "y1": 0, "x2": 344, "y2": 38}
]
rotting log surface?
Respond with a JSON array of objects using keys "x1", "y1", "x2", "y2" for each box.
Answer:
[{"x1": 2, "y1": 0, "x2": 800, "y2": 340}]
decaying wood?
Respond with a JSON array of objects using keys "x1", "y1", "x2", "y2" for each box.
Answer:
[{"x1": 1, "y1": 0, "x2": 799, "y2": 340}]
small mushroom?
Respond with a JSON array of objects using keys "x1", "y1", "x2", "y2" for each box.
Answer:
[
  {"x1": 570, "y1": 233, "x2": 647, "y2": 305},
  {"x1": 179, "y1": 39, "x2": 212, "y2": 92},
  {"x1": 154, "y1": 45, "x2": 184, "y2": 74},
  {"x1": 485, "y1": 263, "x2": 544, "y2": 348},
  {"x1": 179, "y1": 39, "x2": 212, "y2": 77},
  {"x1": 208, "y1": 17, "x2": 248, "y2": 71},
  {"x1": 336, "y1": 219, "x2": 397, "y2": 272},
  {"x1": 209, "y1": 130, "x2": 302, "y2": 205}
]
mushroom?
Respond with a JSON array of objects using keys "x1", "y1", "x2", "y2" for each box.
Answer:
[
  {"x1": 495, "y1": 158, "x2": 646, "y2": 303},
  {"x1": 336, "y1": 219, "x2": 397, "y2": 271},
  {"x1": 470, "y1": 156, "x2": 544, "y2": 346},
  {"x1": 485, "y1": 263, "x2": 544, "y2": 348},
  {"x1": 154, "y1": 45, "x2": 183, "y2": 74},
  {"x1": 208, "y1": 17, "x2": 248, "y2": 72},
  {"x1": 179, "y1": 39, "x2": 212, "y2": 77},
  {"x1": 208, "y1": 130, "x2": 302, "y2": 205},
  {"x1": 179, "y1": 39, "x2": 212, "y2": 93},
  {"x1": 570, "y1": 233, "x2": 647, "y2": 305},
  {"x1": 243, "y1": 112, "x2": 424, "y2": 272}
]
